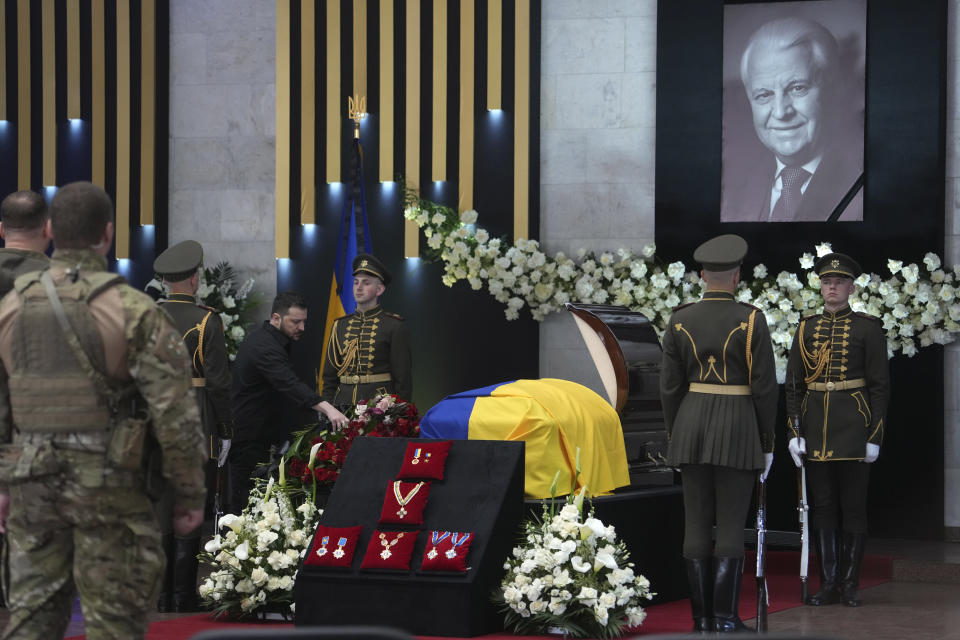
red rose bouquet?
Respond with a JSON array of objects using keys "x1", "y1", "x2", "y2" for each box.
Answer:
[{"x1": 282, "y1": 394, "x2": 420, "y2": 502}]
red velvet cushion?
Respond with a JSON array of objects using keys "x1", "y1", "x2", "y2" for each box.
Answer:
[
  {"x1": 396, "y1": 440, "x2": 452, "y2": 480},
  {"x1": 360, "y1": 529, "x2": 419, "y2": 571},
  {"x1": 419, "y1": 530, "x2": 474, "y2": 573},
  {"x1": 303, "y1": 525, "x2": 363, "y2": 568},
  {"x1": 378, "y1": 480, "x2": 431, "y2": 525}
]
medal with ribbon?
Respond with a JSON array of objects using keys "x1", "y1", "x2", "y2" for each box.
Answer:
[
  {"x1": 427, "y1": 530, "x2": 451, "y2": 560},
  {"x1": 445, "y1": 532, "x2": 471, "y2": 559},
  {"x1": 379, "y1": 532, "x2": 405, "y2": 559},
  {"x1": 315, "y1": 535, "x2": 330, "y2": 557},
  {"x1": 392, "y1": 480, "x2": 425, "y2": 519}
]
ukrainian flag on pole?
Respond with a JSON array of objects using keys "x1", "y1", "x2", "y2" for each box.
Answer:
[{"x1": 319, "y1": 134, "x2": 372, "y2": 395}]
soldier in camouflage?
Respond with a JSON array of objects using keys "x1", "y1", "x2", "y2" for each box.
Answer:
[
  {"x1": 0, "y1": 190, "x2": 52, "y2": 299},
  {"x1": 0, "y1": 182, "x2": 206, "y2": 639}
]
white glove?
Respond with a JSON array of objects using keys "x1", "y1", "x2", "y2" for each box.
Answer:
[
  {"x1": 864, "y1": 443, "x2": 880, "y2": 463},
  {"x1": 788, "y1": 437, "x2": 807, "y2": 468},
  {"x1": 760, "y1": 452, "x2": 774, "y2": 482},
  {"x1": 218, "y1": 439, "x2": 231, "y2": 467}
]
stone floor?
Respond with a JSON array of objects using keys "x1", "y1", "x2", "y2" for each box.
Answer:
[{"x1": 0, "y1": 538, "x2": 957, "y2": 639}]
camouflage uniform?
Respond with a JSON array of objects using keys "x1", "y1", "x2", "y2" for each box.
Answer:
[
  {"x1": 0, "y1": 249, "x2": 206, "y2": 640},
  {"x1": 0, "y1": 248, "x2": 49, "y2": 299}
]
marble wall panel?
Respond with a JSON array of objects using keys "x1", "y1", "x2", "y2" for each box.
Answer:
[
  {"x1": 170, "y1": 0, "x2": 276, "y2": 36},
  {"x1": 544, "y1": 0, "x2": 655, "y2": 21},
  {"x1": 543, "y1": 18, "x2": 625, "y2": 75},
  {"x1": 554, "y1": 73, "x2": 623, "y2": 129},
  {"x1": 229, "y1": 137, "x2": 276, "y2": 191},
  {"x1": 541, "y1": 129, "x2": 589, "y2": 184},
  {"x1": 171, "y1": 139, "x2": 241, "y2": 189},
  {"x1": 207, "y1": 29, "x2": 277, "y2": 85},
  {"x1": 169, "y1": 32, "x2": 207, "y2": 86},
  {"x1": 584, "y1": 127, "x2": 655, "y2": 183},
  {"x1": 219, "y1": 190, "x2": 275, "y2": 242},
  {"x1": 624, "y1": 16, "x2": 657, "y2": 73},
  {"x1": 620, "y1": 72, "x2": 656, "y2": 129},
  {"x1": 168, "y1": 190, "x2": 223, "y2": 245}
]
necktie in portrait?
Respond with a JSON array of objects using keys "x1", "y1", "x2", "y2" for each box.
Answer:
[{"x1": 771, "y1": 166, "x2": 811, "y2": 221}]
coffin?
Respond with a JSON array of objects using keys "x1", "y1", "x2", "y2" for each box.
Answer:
[{"x1": 565, "y1": 303, "x2": 675, "y2": 486}]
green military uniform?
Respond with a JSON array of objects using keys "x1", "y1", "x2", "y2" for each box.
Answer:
[
  {"x1": 321, "y1": 254, "x2": 412, "y2": 407},
  {"x1": 659, "y1": 234, "x2": 778, "y2": 633},
  {"x1": 785, "y1": 252, "x2": 890, "y2": 607},
  {"x1": 0, "y1": 248, "x2": 49, "y2": 299},
  {"x1": 0, "y1": 249, "x2": 206, "y2": 639},
  {"x1": 154, "y1": 240, "x2": 232, "y2": 612}
]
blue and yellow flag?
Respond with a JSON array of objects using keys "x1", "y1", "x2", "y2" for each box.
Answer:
[
  {"x1": 420, "y1": 378, "x2": 630, "y2": 499},
  {"x1": 319, "y1": 137, "x2": 372, "y2": 395}
]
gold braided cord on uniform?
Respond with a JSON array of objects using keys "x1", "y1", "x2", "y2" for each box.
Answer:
[
  {"x1": 327, "y1": 319, "x2": 361, "y2": 376},
  {"x1": 797, "y1": 319, "x2": 831, "y2": 384},
  {"x1": 746, "y1": 310, "x2": 755, "y2": 385},
  {"x1": 717, "y1": 321, "x2": 748, "y2": 384},
  {"x1": 181, "y1": 311, "x2": 211, "y2": 374},
  {"x1": 673, "y1": 323, "x2": 704, "y2": 381}
]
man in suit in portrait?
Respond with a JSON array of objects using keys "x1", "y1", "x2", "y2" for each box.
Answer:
[{"x1": 721, "y1": 16, "x2": 864, "y2": 223}]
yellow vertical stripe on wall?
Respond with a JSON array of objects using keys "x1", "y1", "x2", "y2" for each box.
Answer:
[
  {"x1": 325, "y1": 0, "x2": 341, "y2": 183},
  {"x1": 67, "y1": 0, "x2": 81, "y2": 119},
  {"x1": 513, "y1": 0, "x2": 530, "y2": 240},
  {"x1": 16, "y1": 0, "x2": 30, "y2": 189},
  {"x1": 140, "y1": 0, "x2": 156, "y2": 225},
  {"x1": 0, "y1": 5, "x2": 5, "y2": 121},
  {"x1": 379, "y1": 0, "x2": 393, "y2": 183},
  {"x1": 115, "y1": 0, "x2": 131, "y2": 259},
  {"x1": 91, "y1": 0, "x2": 105, "y2": 187},
  {"x1": 42, "y1": 0, "x2": 55, "y2": 186},
  {"x1": 300, "y1": 0, "x2": 315, "y2": 224},
  {"x1": 431, "y1": 0, "x2": 446, "y2": 182},
  {"x1": 487, "y1": 0, "x2": 501, "y2": 110},
  {"x1": 458, "y1": 0, "x2": 474, "y2": 212},
  {"x1": 275, "y1": 0, "x2": 291, "y2": 258},
  {"x1": 353, "y1": 0, "x2": 366, "y2": 103},
  {"x1": 403, "y1": 0, "x2": 420, "y2": 257}
]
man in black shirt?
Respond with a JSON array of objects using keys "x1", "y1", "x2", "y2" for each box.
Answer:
[{"x1": 227, "y1": 292, "x2": 346, "y2": 513}]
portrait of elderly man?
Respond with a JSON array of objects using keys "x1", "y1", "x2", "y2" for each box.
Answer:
[{"x1": 721, "y1": 4, "x2": 865, "y2": 223}]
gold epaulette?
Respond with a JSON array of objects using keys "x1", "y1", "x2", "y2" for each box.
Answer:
[{"x1": 384, "y1": 311, "x2": 405, "y2": 321}]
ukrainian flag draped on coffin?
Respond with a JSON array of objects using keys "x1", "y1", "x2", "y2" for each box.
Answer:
[{"x1": 419, "y1": 378, "x2": 630, "y2": 498}]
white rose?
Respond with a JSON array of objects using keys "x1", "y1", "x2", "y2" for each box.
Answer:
[{"x1": 815, "y1": 243, "x2": 833, "y2": 257}]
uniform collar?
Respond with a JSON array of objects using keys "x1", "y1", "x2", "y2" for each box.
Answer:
[
  {"x1": 167, "y1": 292, "x2": 197, "y2": 304},
  {"x1": 701, "y1": 290, "x2": 736, "y2": 301},
  {"x1": 50, "y1": 249, "x2": 108, "y2": 272},
  {"x1": 355, "y1": 304, "x2": 383, "y2": 319},
  {"x1": 823, "y1": 305, "x2": 853, "y2": 320},
  {"x1": 0, "y1": 247, "x2": 48, "y2": 260}
]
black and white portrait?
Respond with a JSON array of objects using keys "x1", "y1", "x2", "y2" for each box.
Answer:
[{"x1": 721, "y1": 0, "x2": 866, "y2": 223}]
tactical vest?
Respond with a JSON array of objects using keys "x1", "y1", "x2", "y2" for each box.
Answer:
[{"x1": 8, "y1": 270, "x2": 129, "y2": 433}]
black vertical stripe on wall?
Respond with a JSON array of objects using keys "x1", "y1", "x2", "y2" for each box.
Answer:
[
  {"x1": 155, "y1": 0, "x2": 169, "y2": 252},
  {"x1": 444, "y1": 0, "x2": 458, "y2": 183},
  {"x1": 527, "y1": 0, "x2": 540, "y2": 237},
  {"x1": 367, "y1": 0, "x2": 379, "y2": 115},
  {"x1": 1, "y1": 1, "x2": 19, "y2": 202},
  {"x1": 28, "y1": 0, "x2": 43, "y2": 188}
]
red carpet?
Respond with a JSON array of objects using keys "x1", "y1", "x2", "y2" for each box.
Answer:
[{"x1": 65, "y1": 551, "x2": 892, "y2": 639}]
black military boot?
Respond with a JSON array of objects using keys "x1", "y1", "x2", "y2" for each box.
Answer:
[
  {"x1": 807, "y1": 529, "x2": 841, "y2": 605},
  {"x1": 157, "y1": 534, "x2": 176, "y2": 612},
  {"x1": 839, "y1": 532, "x2": 867, "y2": 607},
  {"x1": 712, "y1": 556, "x2": 750, "y2": 633},
  {"x1": 684, "y1": 558, "x2": 712, "y2": 633},
  {"x1": 172, "y1": 536, "x2": 201, "y2": 612}
]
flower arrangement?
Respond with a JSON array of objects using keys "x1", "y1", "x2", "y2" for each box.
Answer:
[
  {"x1": 403, "y1": 188, "x2": 960, "y2": 381},
  {"x1": 197, "y1": 262, "x2": 260, "y2": 360},
  {"x1": 495, "y1": 471, "x2": 653, "y2": 638},
  {"x1": 198, "y1": 477, "x2": 320, "y2": 618},
  {"x1": 283, "y1": 394, "x2": 421, "y2": 498}
]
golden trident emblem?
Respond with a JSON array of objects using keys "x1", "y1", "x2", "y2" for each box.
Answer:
[{"x1": 348, "y1": 95, "x2": 367, "y2": 139}]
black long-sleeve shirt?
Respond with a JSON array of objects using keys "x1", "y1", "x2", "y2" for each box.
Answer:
[{"x1": 232, "y1": 321, "x2": 321, "y2": 444}]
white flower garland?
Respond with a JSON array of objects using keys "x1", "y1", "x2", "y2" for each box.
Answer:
[{"x1": 404, "y1": 193, "x2": 960, "y2": 382}]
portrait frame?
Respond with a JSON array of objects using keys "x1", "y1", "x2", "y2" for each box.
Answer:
[
  {"x1": 654, "y1": 0, "x2": 945, "y2": 275},
  {"x1": 720, "y1": 0, "x2": 867, "y2": 223}
]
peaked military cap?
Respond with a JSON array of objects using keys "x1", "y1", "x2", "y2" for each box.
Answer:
[
  {"x1": 814, "y1": 252, "x2": 861, "y2": 279},
  {"x1": 353, "y1": 253, "x2": 391, "y2": 285},
  {"x1": 153, "y1": 240, "x2": 203, "y2": 282},
  {"x1": 693, "y1": 234, "x2": 748, "y2": 271}
]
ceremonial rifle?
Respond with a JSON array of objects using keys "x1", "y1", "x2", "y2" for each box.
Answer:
[
  {"x1": 796, "y1": 416, "x2": 810, "y2": 603},
  {"x1": 755, "y1": 474, "x2": 769, "y2": 633}
]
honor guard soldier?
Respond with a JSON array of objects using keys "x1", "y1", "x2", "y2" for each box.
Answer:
[
  {"x1": 785, "y1": 253, "x2": 890, "y2": 608},
  {"x1": 0, "y1": 182, "x2": 205, "y2": 639},
  {"x1": 153, "y1": 240, "x2": 233, "y2": 612},
  {"x1": 660, "y1": 234, "x2": 778, "y2": 633},
  {"x1": 321, "y1": 253, "x2": 413, "y2": 408}
]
